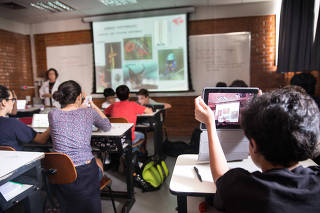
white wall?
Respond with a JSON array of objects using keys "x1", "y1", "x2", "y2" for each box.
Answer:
[
  {"x1": 30, "y1": 18, "x2": 90, "y2": 34},
  {"x1": 190, "y1": 1, "x2": 278, "y2": 21},
  {"x1": 0, "y1": 17, "x2": 30, "y2": 35}
]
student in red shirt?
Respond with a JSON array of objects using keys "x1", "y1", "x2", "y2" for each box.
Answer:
[{"x1": 104, "y1": 85, "x2": 153, "y2": 144}]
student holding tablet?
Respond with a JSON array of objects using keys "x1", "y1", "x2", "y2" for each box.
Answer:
[
  {"x1": 0, "y1": 85, "x2": 50, "y2": 151},
  {"x1": 49, "y1": 80, "x2": 111, "y2": 213},
  {"x1": 195, "y1": 86, "x2": 320, "y2": 212}
]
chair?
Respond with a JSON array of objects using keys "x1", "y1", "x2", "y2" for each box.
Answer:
[
  {"x1": 0, "y1": 146, "x2": 16, "y2": 151},
  {"x1": 42, "y1": 153, "x2": 117, "y2": 213},
  {"x1": 109, "y1": 117, "x2": 147, "y2": 153}
]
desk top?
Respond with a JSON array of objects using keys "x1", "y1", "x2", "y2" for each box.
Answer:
[
  {"x1": 169, "y1": 154, "x2": 317, "y2": 196},
  {"x1": 17, "y1": 106, "x2": 41, "y2": 113},
  {"x1": 32, "y1": 123, "x2": 133, "y2": 137},
  {"x1": 0, "y1": 151, "x2": 44, "y2": 181},
  {"x1": 137, "y1": 109, "x2": 162, "y2": 117}
]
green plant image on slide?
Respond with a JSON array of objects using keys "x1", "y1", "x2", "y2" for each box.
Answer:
[
  {"x1": 124, "y1": 37, "x2": 153, "y2": 60},
  {"x1": 158, "y1": 48, "x2": 184, "y2": 80}
]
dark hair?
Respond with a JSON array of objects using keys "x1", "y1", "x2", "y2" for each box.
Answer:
[
  {"x1": 116, "y1": 85, "x2": 130, "y2": 101},
  {"x1": 137, "y1": 89, "x2": 149, "y2": 97},
  {"x1": 103, "y1": 88, "x2": 115, "y2": 98},
  {"x1": 230, "y1": 80, "x2": 248, "y2": 87},
  {"x1": 0, "y1": 85, "x2": 10, "y2": 100},
  {"x1": 46, "y1": 68, "x2": 59, "y2": 80},
  {"x1": 216, "y1": 82, "x2": 227, "y2": 87},
  {"x1": 241, "y1": 86, "x2": 320, "y2": 167},
  {"x1": 53, "y1": 80, "x2": 81, "y2": 107},
  {"x1": 290, "y1": 72, "x2": 317, "y2": 96}
]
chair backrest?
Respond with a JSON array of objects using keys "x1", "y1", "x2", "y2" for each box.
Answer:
[
  {"x1": 109, "y1": 117, "x2": 128, "y2": 123},
  {"x1": 42, "y1": 153, "x2": 77, "y2": 184},
  {"x1": 0, "y1": 146, "x2": 16, "y2": 151}
]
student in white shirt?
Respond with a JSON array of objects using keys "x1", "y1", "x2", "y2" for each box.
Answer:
[
  {"x1": 101, "y1": 88, "x2": 118, "y2": 109},
  {"x1": 137, "y1": 88, "x2": 171, "y2": 109}
]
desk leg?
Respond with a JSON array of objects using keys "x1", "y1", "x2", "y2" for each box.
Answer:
[
  {"x1": 153, "y1": 116, "x2": 164, "y2": 157},
  {"x1": 177, "y1": 195, "x2": 187, "y2": 213}
]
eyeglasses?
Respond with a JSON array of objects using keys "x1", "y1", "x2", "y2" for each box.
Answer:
[{"x1": 6, "y1": 98, "x2": 16, "y2": 103}]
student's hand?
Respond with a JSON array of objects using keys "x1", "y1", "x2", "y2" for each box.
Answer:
[
  {"x1": 258, "y1": 89, "x2": 263, "y2": 96},
  {"x1": 42, "y1": 93, "x2": 52, "y2": 98},
  {"x1": 195, "y1": 96, "x2": 215, "y2": 126},
  {"x1": 11, "y1": 90, "x2": 17, "y2": 99}
]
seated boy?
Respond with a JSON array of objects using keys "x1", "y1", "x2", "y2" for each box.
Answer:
[
  {"x1": 137, "y1": 89, "x2": 171, "y2": 109},
  {"x1": 101, "y1": 88, "x2": 117, "y2": 109},
  {"x1": 104, "y1": 85, "x2": 152, "y2": 144},
  {"x1": 194, "y1": 86, "x2": 320, "y2": 212}
]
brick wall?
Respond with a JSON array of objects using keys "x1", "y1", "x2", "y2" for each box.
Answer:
[
  {"x1": 0, "y1": 29, "x2": 34, "y2": 99},
  {"x1": 33, "y1": 15, "x2": 285, "y2": 136}
]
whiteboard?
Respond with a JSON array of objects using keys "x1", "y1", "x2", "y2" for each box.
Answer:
[
  {"x1": 189, "y1": 32, "x2": 251, "y2": 94},
  {"x1": 46, "y1": 44, "x2": 93, "y2": 95}
]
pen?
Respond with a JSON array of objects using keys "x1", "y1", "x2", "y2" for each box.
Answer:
[{"x1": 194, "y1": 166, "x2": 202, "y2": 182}]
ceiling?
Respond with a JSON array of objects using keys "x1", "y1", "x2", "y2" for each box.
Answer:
[{"x1": 0, "y1": 0, "x2": 273, "y2": 24}]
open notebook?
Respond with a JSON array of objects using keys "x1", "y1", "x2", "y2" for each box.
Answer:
[{"x1": 31, "y1": 114, "x2": 49, "y2": 128}]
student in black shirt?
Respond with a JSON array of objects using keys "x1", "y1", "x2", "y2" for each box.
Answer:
[
  {"x1": 194, "y1": 86, "x2": 320, "y2": 213},
  {"x1": 0, "y1": 85, "x2": 50, "y2": 150}
]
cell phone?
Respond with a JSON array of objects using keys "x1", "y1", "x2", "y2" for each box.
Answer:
[{"x1": 85, "y1": 96, "x2": 92, "y2": 107}]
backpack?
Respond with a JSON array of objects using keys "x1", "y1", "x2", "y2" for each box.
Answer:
[
  {"x1": 134, "y1": 157, "x2": 169, "y2": 192},
  {"x1": 163, "y1": 128, "x2": 202, "y2": 157}
]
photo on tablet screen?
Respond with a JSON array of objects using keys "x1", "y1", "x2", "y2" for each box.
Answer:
[{"x1": 201, "y1": 88, "x2": 258, "y2": 130}]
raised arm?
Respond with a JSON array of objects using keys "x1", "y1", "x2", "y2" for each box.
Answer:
[
  {"x1": 33, "y1": 127, "x2": 50, "y2": 144},
  {"x1": 194, "y1": 96, "x2": 229, "y2": 182}
]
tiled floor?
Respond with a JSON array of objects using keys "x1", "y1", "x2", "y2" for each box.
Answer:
[{"x1": 101, "y1": 135, "x2": 207, "y2": 213}]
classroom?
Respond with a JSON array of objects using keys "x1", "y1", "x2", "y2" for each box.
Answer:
[{"x1": 0, "y1": 0, "x2": 320, "y2": 212}]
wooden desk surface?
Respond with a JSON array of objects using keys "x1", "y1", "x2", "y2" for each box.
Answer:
[
  {"x1": 169, "y1": 154, "x2": 317, "y2": 195},
  {"x1": 0, "y1": 151, "x2": 44, "y2": 181}
]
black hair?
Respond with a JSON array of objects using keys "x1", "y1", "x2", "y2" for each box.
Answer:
[
  {"x1": 137, "y1": 89, "x2": 149, "y2": 97},
  {"x1": 46, "y1": 68, "x2": 59, "y2": 80},
  {"x1": 103, "y1": 88, "x2": 115, "y2": 98},
  {"x1": 53, "y1": 80, "x2": 81, "y2": 107},
  {"x1": 0, "y1": 85, "x2": 10, "y2": 100},
  {"x1": 216, "y1": 82, "x2": 227, "y2": 87},
  {"x1": 241, "y1": 86, "x2": 320, "y2": 167},
  {"x1": 230, "y1": 80, "x2": 248, "y2": 87},
  {"x1": 290, "y1": 72, "x2": 317, "y2": 96},
  {"x1": 116, "y1": 85, "x2": 130, "y2": 101}
]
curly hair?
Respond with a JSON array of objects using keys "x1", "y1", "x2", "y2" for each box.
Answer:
[{"x1": 241, "y1": 86, "x2": 320, "y2": 167}]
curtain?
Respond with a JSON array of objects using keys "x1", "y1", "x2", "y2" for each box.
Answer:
[
  {"x1": 277, "y1": 0, "x2": 315, "y2": 73},
  {"x1": 312, "y1": 7, "x2": 320, "y2": 70}
]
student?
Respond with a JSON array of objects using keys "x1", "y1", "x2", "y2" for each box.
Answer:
[
  {"x1": 137, "y1": 88, "x2": 172, "y2": 109},
  {"x1": 104, "y1": 85, "x2": 152, "y2": 144},
  {"x1": 290, "y1": 72, "x2": 320, "y2": 109},
  {"x1": 194, "y1": 86, "x2": 320, "y2": 212},
  {"x1": 49, "y1": 80, "x2": 111, "y2": 213},
  {"x1": 215, "y1": 82, "x2": 227, "y2": 87},
  {"x1": 39, "y1": 68, "x2": 61, "y2": 108},
  {"x1": 0, "y1": 85, "x2": 50, "y2": 151},
  {"x1": 101, "y1": 87, "x2": 117, "y2": 109},
  {"x1": 229, "y1": 79, "x2": 248, "y2": 87}
]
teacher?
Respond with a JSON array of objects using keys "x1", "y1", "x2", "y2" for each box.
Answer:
[{"x1": 39, "y1": 68, "x2": 61, "y2": 108}]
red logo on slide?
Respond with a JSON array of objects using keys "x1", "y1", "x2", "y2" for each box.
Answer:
[{"x1": 172, "y1": 17, "x2": 184, "y2": 25}]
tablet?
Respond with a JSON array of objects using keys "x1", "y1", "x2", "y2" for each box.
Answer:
[{"x1": 200, "y1": 87, "x2": 259, "y2": 130}]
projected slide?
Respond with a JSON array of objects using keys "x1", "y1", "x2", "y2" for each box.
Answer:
[{"x1": 92, "y1": 14, "x2": 188, "y2": 92}]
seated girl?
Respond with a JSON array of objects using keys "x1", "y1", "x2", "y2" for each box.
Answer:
[
  {"x1": 0, "y1": 85, "x2": 50, "y2": 150},
  {"x1": 49, "y1": 80, "x2": 111, "y2": 213}
]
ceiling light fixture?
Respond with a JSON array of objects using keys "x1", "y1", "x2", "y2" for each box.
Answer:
[
  {"x1": 99, "y1": 0, "x2": 137, "y2": 7},
  {"x1": 30, "y1": 1, "x2": 74, "y2": 12}
]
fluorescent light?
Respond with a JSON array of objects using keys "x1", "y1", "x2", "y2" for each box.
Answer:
[
  {"x1": 99, "y1": 0, "x2": 137, "y2": 7},
  {"x1": 30, "y1": 1, "x2": 74, "y2": 12}
]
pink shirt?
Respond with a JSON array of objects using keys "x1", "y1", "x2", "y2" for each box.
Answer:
[{"x1": 104, "y1": 100, "x2": 146, "y2": 141}]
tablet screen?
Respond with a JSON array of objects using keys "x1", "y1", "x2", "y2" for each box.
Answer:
[{"x1": 201, "y1": 87, "x2": 258, "y2": 130}]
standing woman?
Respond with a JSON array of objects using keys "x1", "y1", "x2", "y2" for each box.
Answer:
[
  {"x1": 39, "y1": 68, "x2": 61, "y2": 108},
  {"x1": 0, "y1": 85, "x2": 50, "y2": 150},
  {"x1": 49, "y1": 80, "x2": 111, "y2": 213}
]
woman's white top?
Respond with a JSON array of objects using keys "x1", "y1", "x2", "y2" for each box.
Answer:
[{"x1": 39, "y1": 79, "x2": 61, "y2": 108}]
